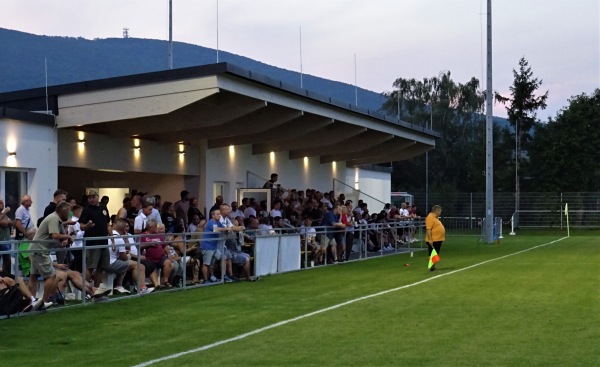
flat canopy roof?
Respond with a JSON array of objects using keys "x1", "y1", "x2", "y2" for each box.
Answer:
[{"x1": 0, "y1": 63, "x2": 438, "y2": 166}]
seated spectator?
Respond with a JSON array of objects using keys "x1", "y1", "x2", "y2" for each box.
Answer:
[
  {"x1": 257, "y1": 217, "x2": 275, "y2": 236},
  {"x1": 269, "y1": 200, "x2": 283, "y2": 219},
  {"x1": 50, "y1": 260, "x2": 95, "y2": 303},
  {"x1": 127, "y1": 241, "x2": 160, "y2": 290},
  {"x1": 0, "y1": 275, "x2": 39, "y2": 314},
  {"x1": 228, "y1": 201, "x2": 244, "y2": 220},
  {"x1": 167, "y1": 219, "x2": 201, "y2": 285},
  {"x1": 243, "y1": 198, "x2": 258, "y2": 218},
  {"x1": 299, "y1": 216, "x2": 321, "y2": 264},
  {"x1": 140, "y1": 219, "x2": 173, "y2": 288},
  {"x1": 188, "y1": 214, "x2": 202, "y2": 234},
  {"x1": 108, "y1": 218, "x2": 153, "y2": 294}
]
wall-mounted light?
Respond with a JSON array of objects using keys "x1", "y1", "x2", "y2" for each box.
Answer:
[
  {"x1": 178, "y1": 143, "x2": 186, "y2": 155},
  {"x1": 8, "y1": 152, "x2": 16, "y2": 157},
  {"x1": 133, "y1": 138, "x2": 141, "y2": 150},
  {"x1": 78, "y1": 138, "x2": 86, "y2": 144}
]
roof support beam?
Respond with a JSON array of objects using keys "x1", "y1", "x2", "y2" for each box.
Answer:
[
  {"x1": 208, "y1": 115, "x2": 332, "y2": 149},
  {"x1": 252, "y1": 123, "x2": 365, "y2": 155},
  {"x1": 346, "y1": 142, "x2": 433, "y2": 166},
  {"x1": 289, "y1": 131, "x2": 394, "y2": 160}
]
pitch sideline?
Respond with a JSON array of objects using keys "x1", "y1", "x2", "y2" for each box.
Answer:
[{"x1": 131, "y1": 236, "x2": 568, "y2": 367}]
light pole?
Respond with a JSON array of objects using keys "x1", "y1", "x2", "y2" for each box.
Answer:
[{"x1": 426, "y1": 87, "x2": 434, "y2": 214}]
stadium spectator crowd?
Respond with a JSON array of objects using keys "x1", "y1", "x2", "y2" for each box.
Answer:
[{"x1": 0, "y1": 175, "x2": 421, "y2": 317}]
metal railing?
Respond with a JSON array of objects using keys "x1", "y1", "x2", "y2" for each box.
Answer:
[{"x1": 0, "y1": 221, "x2": 427, "y2": 317}]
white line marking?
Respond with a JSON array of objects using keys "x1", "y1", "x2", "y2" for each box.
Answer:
[{"x1": 131, "y1": 237, "x2": 567, "y2": 367}]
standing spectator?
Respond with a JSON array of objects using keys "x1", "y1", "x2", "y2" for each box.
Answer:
[
  {"x1": 161, "y1": 201, "x2": 176, "y2": 233},
  {"x1": 173, "y1": 190, "x2": 190, "y2": 229},
  {"x1": 79, "y1": 189, "x2": 112, "y2": 297},
  {"x1": 209, "y1": 196, "x2": 224, "y2": 216},
  {"x1": 139, "y1": 196, "x2": 162, "y2": 225},
  {"x1": 116, "y1": 197, "x2": 131, "y2": 220},
  {"x1": 263, "y1": 173, "x2": 279, "y2": 198},
  {"x1": 187, "y1": 197, "x2": 205, "y2": 226},
  {"x1": 100, "y1": 196, "x2": 110, "y2": 209},
  {"x1": 320, "y1": 204, "x2": 346, "y2": 264},
  {"x1": 0, "y1": 200, "x2": 13, "y2": 275},
  {"x1": 426, "y1": 205, "x2": 445, "y2": 272},
  {"x1": 67, "y1": 205, "x2": 85, "y2": 273},
  {"x1": 218, "y1": 204, "x2": 245, "y2": 283},
  {"x1": 200, "y1": 209, "x2": 230, "y2": 283},
  {"x1": 134, "y1": 202, "x2": 154, "y2": 234},
  {"x1": 29, "y1": 201, "x2": 73, "y2": 309},
  {"x1": 14, "y1": 195, "x2": 34, "y2": 240},
  {"x1": 39, "y1": 189, "x2": 68, "y2": 226},
  {"x1": 153, "y1": 195, "x2": 162, "y2": 211}
]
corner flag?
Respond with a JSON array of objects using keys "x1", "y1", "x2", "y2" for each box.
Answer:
[{"x1": 428, "y1": 248, "x2": 440, "y2": 269}]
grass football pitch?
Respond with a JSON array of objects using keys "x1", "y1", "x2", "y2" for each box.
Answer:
[{"x1": 1, "y1": 231, "x2": 598, "y2": 366}]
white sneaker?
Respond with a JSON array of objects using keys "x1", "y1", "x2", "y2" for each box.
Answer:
[
  {"x1": 140, "y1": 287, "x2": 154, "y2": 294},
  {"x1": 113, "y1": 286, "x2": 131, "y2": 294},
  {"x1": 210, "y1": 275, "x2": 217, "y2": 282},
  {"x1": 94, "y1": 284, "x2": 112, "y2": 298},
  {"x1": 32, "y1": 298, "x2": 45, "y2": 311},
  {"x1": 43, "y1": 302, "x2": 54, "y2": 310}
]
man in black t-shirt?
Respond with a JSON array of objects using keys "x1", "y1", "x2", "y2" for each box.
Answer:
[
  {"x1": 79, "y1": 189, "x2": 112, "y2": 297},
  {"x1": 38, "y1": 189, "x2": 68, "y2": 227}
]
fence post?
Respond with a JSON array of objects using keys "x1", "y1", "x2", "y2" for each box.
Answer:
[
  {"x1": 470, "y1": 192, "x2": 473, "y2": 230},
  {"x1": 560, "y1": 192, "x2": 563, "y2": 230}
]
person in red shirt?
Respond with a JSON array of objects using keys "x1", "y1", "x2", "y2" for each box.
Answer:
[{"x1": 140, "y1": 219, "x2": 173, "y2": 288}]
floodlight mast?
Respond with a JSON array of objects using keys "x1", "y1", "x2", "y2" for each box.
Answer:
[
  {"x1": 485, "y1": 0, "x2": 494, "y2": 243},
  {"x1": 168, "y1": 0, "x2": 173, "y2": 70}
]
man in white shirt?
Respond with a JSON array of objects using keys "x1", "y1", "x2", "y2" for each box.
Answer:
[
  {"x1": 243, "y1": 198, "x2": 257, "y2": 219},
  {"x1": 134, "y1": 202, "x2": 154, "y2": 234},
  {"x1": 219, "y1": 204, "x2": 254, "y2": 282},
  {"x1": 228, "y1": 201, "x2": 244, "y2": 221},
  {"x1": 137, "y1": 196, "x2": 162, "y2": 225},
  {"x1": 107, "y1": 218, "x2": 153, "y2": 294}
]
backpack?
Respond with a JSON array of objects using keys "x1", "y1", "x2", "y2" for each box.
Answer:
[{"x1": 0, "y1": 285, "x2": 30, "y2": 317}]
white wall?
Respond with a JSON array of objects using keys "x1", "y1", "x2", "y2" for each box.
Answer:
[
  {"x1": 345, "y1": 167, "x2": 391, "y2": 214},
  {"x1": 1, "y1": 117, "x2": 57, "y2": 220},
  {"x1": 204, "y1": 144, "x2": 345, "y2": 208}
]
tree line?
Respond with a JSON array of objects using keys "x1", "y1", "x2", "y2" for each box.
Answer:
[{"x1": 381, "y1": 57, "x2": 600, "y2": 194}]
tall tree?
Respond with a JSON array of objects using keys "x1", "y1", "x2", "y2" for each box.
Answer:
[
  {"x1": 382, "y1": 72, "x2": 489, "y2": 193},
  {"x1": 528, "y1": 89, "x2": 600, "y2": 191},
  {"x1": 497, "y1": 57, "x2": 548, "y2": 200}
]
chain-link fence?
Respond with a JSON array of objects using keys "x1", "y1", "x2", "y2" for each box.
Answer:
[{"x1": 410, "y1": 192, "x2": 600, "y2": 230}]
